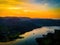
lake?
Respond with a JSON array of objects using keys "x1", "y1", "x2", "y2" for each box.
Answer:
[{"x1": 0, "y1": 26, "x2": 60, "y2": 45}]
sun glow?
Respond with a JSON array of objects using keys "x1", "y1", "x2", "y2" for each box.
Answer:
[{"x1": 0, "y1": 0, "x2": 60, "y2": 18}]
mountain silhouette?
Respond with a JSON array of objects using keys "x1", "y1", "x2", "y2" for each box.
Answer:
[{"x1": 0, "y1": 17, "x2": 60, "y2": 42}]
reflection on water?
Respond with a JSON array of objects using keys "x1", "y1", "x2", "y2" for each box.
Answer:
[
  {"x1": 14, "y1": 26, "x2": 60, "y2": 45},
  {"x1": 0, "y1": 26, "x2": 60, "y2": 45}
]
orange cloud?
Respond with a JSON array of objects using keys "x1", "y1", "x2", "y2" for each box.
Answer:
[{"x1": 0, "y1": 0, "x2": 60, "y2": 19}]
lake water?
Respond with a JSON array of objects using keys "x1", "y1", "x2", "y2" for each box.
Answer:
[
  {"x1": 13, "y1": 26, "x2": 60, "y2": 45},
  {"x1": 0, "y1": 26, "x2": 60, "y2": 45}
]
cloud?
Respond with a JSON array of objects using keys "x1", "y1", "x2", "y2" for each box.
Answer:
[{"x1": 32, "y1": 0, "x2": 60, "y2": 8}]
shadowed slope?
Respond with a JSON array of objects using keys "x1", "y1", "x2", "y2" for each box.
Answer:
[{"x1": 0, "y1": 17, "x2": 60, "y2": 42}]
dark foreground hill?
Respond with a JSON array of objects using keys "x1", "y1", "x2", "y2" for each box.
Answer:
[
  {"x1": 36, "y1": 30, "x2": 60, "y2": 45},
  {"x1": 0, "y1": 17, "x2": 60, "y2": 42}
]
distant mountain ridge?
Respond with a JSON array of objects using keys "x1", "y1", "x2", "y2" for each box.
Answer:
[
  {"x1": 0, "y1": 17, "x2": 60, "y2": 42},
  {"x1": 0, "y1": 17, "x2": 60, "y2": 27}
]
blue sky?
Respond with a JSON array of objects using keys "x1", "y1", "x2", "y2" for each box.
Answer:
[
  {"x1": 29, "y1": 0, "x2": 60, "y2": 8},
  {"x1": 35, "y1": 0, "x2": 60, "y2": 4}
]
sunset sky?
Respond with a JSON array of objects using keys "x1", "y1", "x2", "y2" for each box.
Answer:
[{"x1": 0, "y1": 0, "x2": 60, "y2": 18}]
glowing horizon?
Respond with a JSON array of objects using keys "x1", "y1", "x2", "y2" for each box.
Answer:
[{"x1": 0, "y1": 0, "x2": 60, "y2": 19}]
